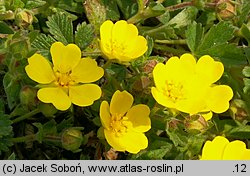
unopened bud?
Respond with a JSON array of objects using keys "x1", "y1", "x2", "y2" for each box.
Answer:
[
  {"x1": 19, "y1": 86, "x2": 38, "y2": 108},
  {"x1": 184, "y1": 114, "x2": 208, "y2": 134},
  {"x1": 230, "y1": 99, "x2": 249, "y2": 122},
  {"x1": 61, "y1": 128, "x2": 83, "y2": 152},
  {"x1": 38, "y1": 103, "x2": 58, "y2": 117},
  {"x1": 216, "y1": 0, "x2": 235, "y2": 20},
  {"x1": 15, "y1": 9, "x2": 33, "y2": 28}
]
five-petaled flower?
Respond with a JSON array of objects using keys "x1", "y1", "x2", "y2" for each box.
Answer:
[
  {"x1": 200, "y1": 136, "x2": 250, "y2": 160},
  {"x1": 25, "y1": 42, "x2": 104, "y2": 111},
  {"x1": 100, "y1": 90, "x2": 151, "y2": 154},
  {"x1": 100, "y1": 20, "x2": 148, "y2": 62},
  {"x1": 151, "y1": 53, "x2": 233, "y2": 120}
]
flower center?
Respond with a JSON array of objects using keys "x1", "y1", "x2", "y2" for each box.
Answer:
[
  {"x1": 164, "y1": 80, "x2": 184, "y2": 102},
  {"x1": 109, "y1": 113, "x2": 130, "y2": 137},
  {"x1": 54, "y1": 71, "x2": 75, "y2": 87}
]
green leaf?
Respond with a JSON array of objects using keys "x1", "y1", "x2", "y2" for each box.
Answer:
[
  {"x1": 130, "y1": 140, "x2": 172, "y2": 159},
  {"x1": 33, "y1": 123, "x2": 44, "y2": 143},
  {"x1": 168, "y1": 7, "x2": 198, "y2": 28},
  {"x1": 103, "y1": 0, "x2": 120, "y2": 21},
  {"x1": 242, "y1": 66, "x2": 250, "y2": 77},
  {"x1": 0, "y1": 21, "x2": 14, "y2": 34},
  {"x1": 227, "y1": 125, "x2": 250, "y2": 139},
  {"x1": 239, "y1": 24, "x2": 250, "y2": 44},
  {"x1": 31, "y1": 34, "x2": 56, "y2": 57},
  {"x1": 3, "y1": 72, "x2": 21, "y2": 109},
  {"x1": 197, "y1": 21, "x2": 235, "y2": 52},
  {"x1": 0, "y1": 115, "x2": 13, "y2": 155},
  {"x1": 116, "y1": 0, "x2": 137, "y2": 19},
  {"x1": 46, "y1": 13, "x2": 73, "y2": 45},
  {"x1": 84, "y1": 0, "x2": 106, "y2": 33},
  {"x1": 75, "y1": 22, "x2": 95, "y2": 50},
  {"x1": 7, "y1": 152, "x2": 16, "y2": 160},
  {"x1": 144, "y1": 36, "x2": 154, "y2": 57},
  {"x1": 0, "y1": 115, "x2": 12, "y2": 138},
  {"x1": 25, "y1": 0, "x2": 46, "y2": 9},
  {"x1": 238, "y1": 0, "x2": 250, "y2": 25},
  {"x1": 196, "y1": 44, "x2": 247, "y2": 66},
  {"x1": 186, "y1": 22, "x2": 203, "y2": 53}
]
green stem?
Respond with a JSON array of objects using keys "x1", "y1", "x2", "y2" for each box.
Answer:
[
  {"x1": 154, "y1": 44, "x2": 187, "y2": 55},
  {"x1": 12, "y1": 109, "x2": 40, "y2": 124},
  {"x1": 137, "y1": 0, "x2": 145, "y2": 12},
  {"x1": 102, "y1": 59, "x2": 112, "y2": 69},
  {"x1": 166, "y1": 1, "x2": 193, "y2": 11},
  {"x1": 82, "y1": 51, "x2": 102, "y2": 57},
  {"x1": 11, "y1": 134, "x2": 35, "y2": 143},
  {"x1": 155, "y1": 39, "x2": 187, "y2": 45}
]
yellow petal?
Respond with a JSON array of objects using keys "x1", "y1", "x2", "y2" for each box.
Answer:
[
  {"x1": 151, "y1": 87, "x2": 175, "y2": 108},
  {"x1": 119, "y1": 130, "x2": 148, "y2": 154},
  {"x1": 69, "y1": 84, "x2": 102, "y2": 107},
  {"x1": 126, "y1": 104, "x2": 151, "y2": 132},
  {"x1": 100, "y1": 101, "x2": 111, "y2": 129},
  {"x1": 105, "y1": 129, "x2": 148, "y2": 154},
  {"x1": 223, "y1": 140, "x2": 248, "y2": 160},
  {"x1": 50, "y1": 42, "x2": 81, "y2": 73},
  {"x1": 152, "y1": 63, "x2": 168, "y2": 90},
  {"x1": 70, "y1": 58, "x2": 104, "y2": 83},
  {"x1": 179, "y1": 53, "x2": 196, "y2": 76},
  {"x1": 124, "y1": 36, "x2": 148, "y2": 60},
  {"x1": 196, "y1": 55, "x2": 224, "y2": 84},
  {"x1": 25, "y1": 53, "x2": 55, "y2": 84},
  {"x1": 201, "y1": 111, "x2": 213, "y2": 121},
  {"x1": 104, "y1": 129, "x2": 126, "y2": 152},
  {"x1": 110, "y1": 90, "x2": 133, "y2": 116},
  {"x1": 207, "y1": 85, "x2": 233, "y2": 113},
  {"x1": 112, "y1": 20, "x2": 130, "y2": 44},
  {"x1": 200, "y1": 136, "x2": 229, "y2": 160},
  {"x1": 242, "y1": 149, "x2": 250, "y2": 160},
  {"x1": 37, "y1": 87, "x2": 71, "y2": 111},
  {"x1": 100, "y1": 20, "x2": 114, "y2": 59}
]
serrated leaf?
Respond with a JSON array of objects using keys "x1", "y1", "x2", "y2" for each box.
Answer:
[
  {"x1": 196, "y1": 44, "x2": 247, "y2": 66},
  {"x1": 46, "y1": 13, "x2": 73, "y2": 45},
  {"x1": 0, "y1": 21, "x2": 14, "y2": 34},
  {"x1": 0, "y1": 115, "x2": 13, "y2": 155},
  {"x1": 168, "y1": 7, "x2": 198, "y2": 28},
  {"x1": 84, "y1": 0, "x2": 106, "y2": 33},
  {"x1": 25, "y1": 0, "x2": 46, "y2": 9},
  {"x1": 243, "y1": 66, "x2": 250, "y2": 77},
  {"x1": 197, "y1": 22, "x2": 235, "y2": 52},
  {"x1": 31, "y1": 34, "x2": 56, "y2": 57},
  {"x1": 3, "y1": 72, "x2": 21, "y2": 109},
  {"x1": 186, "y1": 22, "x2": 203, "y2": 53},
  {"x1": 75, "y1": 22, "x2": 95, "y2": 50},
  {"x1": 0, "y1": 115, "x2": 12, "y2": 138}
]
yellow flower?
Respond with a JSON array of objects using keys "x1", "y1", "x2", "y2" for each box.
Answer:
[
  {"x1": 151, "y1": 53, "x2": 233, "y2": 120},
  {"x1": 25, "y1": 42, "x2": 104, "y2": 111},
  {"x1": 100, "y1": 90, "x2": 151, "y2": 154},
  {"x1": 100, "y1": 20, "x2": 148, "y2": 62},
  {"x1": 200, "y1": 136, "x2": 250, "y2": 160}
]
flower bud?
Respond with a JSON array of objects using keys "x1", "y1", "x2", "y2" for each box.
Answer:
[
  {"x1": 38, "y1": 103, "x2": 58, "y2": 117},
  {"x1": 230, "y1": 99, "x2": 249, "y2": 122},
  {"x1": 184, "y1": 114, "x2": 208, "y2": 134},
  {"x1": 15, "y1": 9, "x2": 33, "y2": 28},
  {"x1": 216, "y1": 0, "x2": 235, "y2": 20},
  {"x1": 61, "y1": 128, "x2": 83, "y2": 152},
  {"x1": 19, "y1": 86, "x2": 38, "y2": 108}
]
